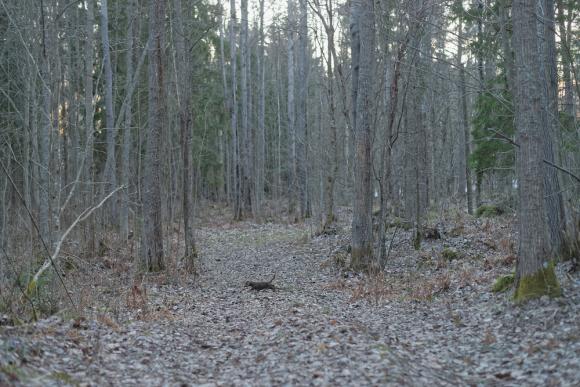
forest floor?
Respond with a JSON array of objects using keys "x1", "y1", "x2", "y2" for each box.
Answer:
[{"x1": 1, "y1": 205, "x2": 579, "y2": 386}]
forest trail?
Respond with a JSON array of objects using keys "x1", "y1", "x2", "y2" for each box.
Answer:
[{"x1": 1, "y1": 214, "x2": 579, "y2": 386}]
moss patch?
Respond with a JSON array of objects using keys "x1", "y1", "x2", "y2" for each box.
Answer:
[
  {"x1": 350, "y1": 246, "x2": 373, "y2": 272},
  {"x1": 514, "y1": 262, "x2": 562, "y2": 302},
  {"x1": 51, "y1": 371, "x2": 78, "y2": 386},
  {"x1": 441, "y1": 248, "x2": 459, "y2": 261},
  {"x1": 476, "y1": 204, "x2": 503, "y2": 218},
  {"x1": 492, "y1": 274, "x2": 514, "y2": 293},
  {"x1": 413, "y1": 230, "x2": 422, "y2": 251}
]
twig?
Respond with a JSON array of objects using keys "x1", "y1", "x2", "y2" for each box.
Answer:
[{"x1": 385, "y1": 226, "x2": 399, "y2": 263}]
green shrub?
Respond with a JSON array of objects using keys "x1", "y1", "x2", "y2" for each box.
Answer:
[
  {"x1": 441, "y1": 248, "x2": 459, "y2": 261},
  {"x1": 492, "y1": 274, "x2": 514, "y2": 293},
  {"x1": 476, "y1": 205, "x2": 503, "y2": 218}
]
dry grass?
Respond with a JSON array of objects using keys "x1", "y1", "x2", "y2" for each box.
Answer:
[{"x1": 350, "y1": 272, "x2": 395, "y2": 305}]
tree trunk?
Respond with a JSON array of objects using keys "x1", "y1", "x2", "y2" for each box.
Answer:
[
  {"x1": 100, "y1": 0, "x2": 117, "y2": 225},
  {"x1": 296, "y1": 0, "x2": 309, "y2": 219},
  {"x1": 511, "y1": 0, "x2": 560, "y2": 301},
  {"x1": 287, "y1": 0, "x2": 297, "y2": 218},
  {"x1": 240, "y1": 0, "x2": 252, "y2": 217},
  {"x1": 39, "y1": 0, "x2": 53, "y2": 248},
  {"x1": 320, "y1": 0, "x2": 338, "y2": 231},
  {"x1": 120, "y1": 0, "x2": 136, "y2": 241},
  {"x1": 141, "y1": 0, "x2": 166, "y2": 272},
  {"x1": 457, "y1": 19, "x2": 473, "y2": 215},
  {"x1": 350, "y1": 0, "x2": 374, "y2": 271},
  {"x1": 539, "y1": 0, "x2": 566, "y2": 254},
  {"x1": 83, "y1": 0, "x2": 96, "y2": 256},
  {"x1": 173, "y1": 0, "x2": 197, "y2": 270},
  {"x1": 556, "y1": 0, "x2": 575, "y2": 121},
  {"x1": 230, "y1": 0, "x2": 241, "y2": 220},
  {"x1": 256, "y1": 0, "x2": 266, "y2": 219}
]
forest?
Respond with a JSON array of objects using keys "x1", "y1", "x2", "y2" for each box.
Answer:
[{"x1": 0, "y1": 0, "x2": 579, "y2": 385}]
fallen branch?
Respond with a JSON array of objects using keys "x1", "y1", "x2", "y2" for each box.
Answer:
[
  {"x1": 28, "y1": 186, "x2": 124, "y2": 297},
  {"x1": 0, "y1": 158, "x2": 74, "y2": 309}
]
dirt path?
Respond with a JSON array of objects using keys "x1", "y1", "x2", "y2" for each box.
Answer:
[{"x1": 1, "y1": 218, "x2": 579, "y2": 386}]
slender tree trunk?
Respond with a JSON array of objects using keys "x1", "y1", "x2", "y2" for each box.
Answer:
[
  {"x1": 230, "y1": 0, "x2": 241, "y2": 220},
  {"x1": 218, "y1": 0, "x2": 230, "y2": 203},
  {"x1": 100, "y1": 0, "x2": 117, "y2": 225},
  {"x1": 321, "y1": 0, "x2": 338, "y2": 231},
  {"x1": 512, "y1": 0, "x2": 561, "y2": 301},
  {"x1": 141, "y1": 0, "x2": 166, "y2": 272},
  {"x1": 120, "y1": 0, "x2": 136, "y2": 241},
  {"x1": 296, "y1": 0, "x2": 309, "y2": 219},
  {"x1": 287, "y1": 0, "x2": 297, "y2": 218},
  {"x1": 83, "y1": 0, "x2": 96, "y2": 256},
  {"x1": 240, "y1": 0, "x2": 252, "y2": 217},
  {"x1": 39, "y1": 0, "x2": 53, "y2": 248},
  {"x1": 256, "y1": 0, "x2": 266, "y2": 218},
  {"x1": 457, "y1": 19, "x2": 473, "y2": 215},
  {"x1": 173, "y1": 0, "x2": 197, "y2": 270}
]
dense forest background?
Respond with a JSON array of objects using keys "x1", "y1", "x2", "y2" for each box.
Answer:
[{"x1": 0, "y1": 0, "x2": 579, "y2": 317}]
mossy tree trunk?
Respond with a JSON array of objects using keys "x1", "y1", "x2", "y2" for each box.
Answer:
[{"x1": 511, "y1": 0, "x2": 561, "y2": 302}]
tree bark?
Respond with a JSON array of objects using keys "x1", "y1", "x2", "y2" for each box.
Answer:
[
  {"x1": 100, "y1": 0, "x2": 117, "y2": 225},
  {"x1": 539, "y1": 0, "x2": 566, "y2": 254},
  {"x1": 173, "y1": 0, "x2": 197, "y2": 270},
  {"x1": 120, "y1": 0, "x2": 136, "y2": 241},
  {"x1": 511, "y1": 0, "x2": 560, "y2": 301},
  {"x1": 287, "y1": 0, "x2": 297, "y2": 218},
  {"x1": 457, "y1": 18, "x2": 473, "y2": 215},
  {"x1": 230, "y1": 0, "x2": 241, "y2": 220},
  {"x1": 350, "y1": 0, "x2": 374, "y2": 271},
  {"x1": 240, "y1": 0, "x2": 252, "y2": 217},
  {"x1": 141, "y1": 0, "x2": 166, "y2": 272},
  {"x1": 296, "y1": 0, "x2": 309, "y2": 219},
  {"x1": 256, "y1": 0, "x2": 266, "y2": 219}
]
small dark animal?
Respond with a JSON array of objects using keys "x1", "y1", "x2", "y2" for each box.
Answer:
[{"x1": 245, "y1": 274, "x2": 276, "y2": 291}]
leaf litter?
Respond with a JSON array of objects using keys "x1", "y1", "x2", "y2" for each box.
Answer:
[{"x1": 0, "y1": 206, "x2": 579, "y2": 386}]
